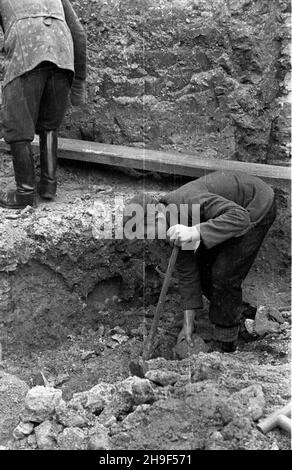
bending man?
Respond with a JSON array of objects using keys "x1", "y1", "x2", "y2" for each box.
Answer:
[{"x1": 125, "y1": 171, "x2": 276, "y2": 353}]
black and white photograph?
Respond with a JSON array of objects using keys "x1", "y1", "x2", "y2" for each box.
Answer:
[{"x1": 0, "y1": 0, "x2": 291, "y2": 455}]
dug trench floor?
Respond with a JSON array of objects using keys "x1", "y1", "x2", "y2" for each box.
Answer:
[{"x1": 0, "y1": 152, "x2": 291, "y2": 450}]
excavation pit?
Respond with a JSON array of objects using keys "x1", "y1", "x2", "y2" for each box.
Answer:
[{"x1": 0, "y1": 156, "x2": 291, "y2": 450}]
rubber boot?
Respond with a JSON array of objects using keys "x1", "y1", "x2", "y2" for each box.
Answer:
[
  {"x1": 0, "y1": 141, "x2": 36, "y2": 209},
  {"x1": 39, "y1": 130, "x2": 58, "y2": 200}
]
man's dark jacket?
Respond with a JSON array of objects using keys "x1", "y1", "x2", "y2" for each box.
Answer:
[{"x1": 160, "y1": 171, "x2": 275, "y2": 249}]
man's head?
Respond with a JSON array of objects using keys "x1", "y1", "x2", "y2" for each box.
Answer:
[{"x1": 123, "y1": 192, "x2": 168, "y2": 240}]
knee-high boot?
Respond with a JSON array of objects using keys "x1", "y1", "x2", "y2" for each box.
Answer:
[
  {"x1": 39, "y1": 130, "x2": 58, "y2": 200},
  {"x1": 0, "y1": 141, "x2": 36, "y2": 209}
]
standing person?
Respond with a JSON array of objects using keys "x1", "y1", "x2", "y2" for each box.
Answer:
[
  {"x1": 0, "y1": 0, "x2": 87, "y2": 209},
  {"x1": 124, "y1": 171, "x2": 277, "y2": 353}
]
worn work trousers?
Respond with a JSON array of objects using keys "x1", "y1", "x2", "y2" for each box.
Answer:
[
  {"x1": 2, "y1": 61, "x2": 72, "y2": 144},
  {"x1": 176, "y1": 200, "x2": 277, "y2": 329}
]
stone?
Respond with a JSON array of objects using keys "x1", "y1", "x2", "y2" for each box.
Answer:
[
  {"x1": 145, "y1": 369, "x2": 180, "y2": 386},
  {"x1": 244, "y1": 319, "x2": 257, "y2": 336},
  {"x1": 103, "y1": 377, "x2": 155, "y2": 418},
  {"x1": 13, "y1": 422, "x2": 34, "y2": 440},
  {"x1": 55, "y1": 400, "x2": 89, "y2": 428},
  {"x1": 131, "y1": 377, "x2": 155, "y2": 406},
  {"x1": 71, "y1": 382, "x2": 115, "y2": 414},
  {"x1": 0, "y1": 372, "x2": 29, "y2": 444},
  {"x1": 35, "y1": 420, "x2": 60, "y2": 450},
  {"x1": 57, "y1": 427, "x2": 87, "y2": 450},
  {"x1": 25, "y1": 386, "x2": 62, "y2": 423},
  {"x1": 254, "y1": 306, "x2": 281, "y2": 336},
  {"x1": 88, "y1": 422, "x2": 110, "y2": 450}
]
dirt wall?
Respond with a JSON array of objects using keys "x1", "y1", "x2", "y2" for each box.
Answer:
[
  {"x1": 66, "y1": 0, "x2": 291, "y2": 163},
  {"x1": 0, "y1": 0, "x2": 290, "y2": 163}
]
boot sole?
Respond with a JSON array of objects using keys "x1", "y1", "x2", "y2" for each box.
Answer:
[
  {"x1": 39, "y1": 194, "x2": 56, "y2": 200},
  {"x1": 0, "y1": 202, "x2": 35, "y2": 209}
]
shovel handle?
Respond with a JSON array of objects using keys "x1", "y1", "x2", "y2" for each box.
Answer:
[{"x1": 143, "y1": 245, "x2": 180, "y2": 360}]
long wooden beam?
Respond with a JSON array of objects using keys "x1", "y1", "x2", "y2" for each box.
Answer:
[{"x1": 0, "y1": 137, "x2": 290, "y2": 181}]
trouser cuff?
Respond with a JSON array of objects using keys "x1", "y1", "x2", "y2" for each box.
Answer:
[
  {"x1": 213, "y1": 325, "x2": 240, "y2": 342},
  {"x1": 184, "y1": 298, "x2": 203, "y2": 310}
]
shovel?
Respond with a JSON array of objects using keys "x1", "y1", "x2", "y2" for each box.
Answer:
[{"x1": 129, "y1": 245, "x2": 179, "y2": 376}]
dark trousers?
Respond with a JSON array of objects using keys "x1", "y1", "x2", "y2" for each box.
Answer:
[
  {"x1": 2, "y1": 62, "x2": 72, "y2": 144},
  {"x1": 176, "y1": 200, "x2": 277, "y2": 328}
]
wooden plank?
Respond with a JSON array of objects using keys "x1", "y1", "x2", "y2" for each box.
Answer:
[{"x1": 1, "y1": 137, "x2": 290, "y2": 181}]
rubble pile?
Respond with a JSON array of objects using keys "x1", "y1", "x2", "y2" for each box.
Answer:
[
  {"x1": 3, "y1": 351, "x2": 290, "y2": 451},
  {"x1": 7, "y1": 376, "x2": 155, "y2": 450}
]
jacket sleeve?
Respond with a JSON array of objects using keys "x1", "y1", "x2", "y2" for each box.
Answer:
[
  {"x1": 61, "y1": 0, "x2": 87, "y2": 81},
  {"x1": 194, "y1": 193, "x2": 251, "y2": 249}
]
